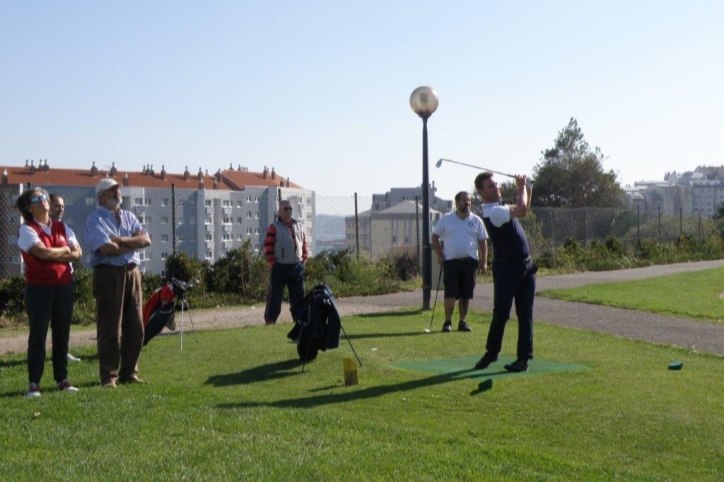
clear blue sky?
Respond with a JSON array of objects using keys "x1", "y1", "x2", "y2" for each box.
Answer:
[{"x1": 2, "y1": 1, "x2": 723, "y2": 203}]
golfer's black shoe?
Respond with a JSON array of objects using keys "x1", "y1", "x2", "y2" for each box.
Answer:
[
  {"x1": 474, "y1": 352, "x2": 498, "y2": 370},
  {"x1": 457, "y1": 321, "x2": 472, "y2": 332},
  {"x1": 504, "y1": 359, "x2": 529, "y2": 373},
  {"x1": 442, "y1": 321, "x2": 452, "y2": 333}
]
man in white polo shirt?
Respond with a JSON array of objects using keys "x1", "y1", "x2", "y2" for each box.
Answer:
[{"x1": 431, "y1": 191, "x2": 488, "y2": 333}]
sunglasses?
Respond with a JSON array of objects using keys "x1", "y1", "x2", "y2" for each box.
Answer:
[
  {"x1": 30, "y1": 194, "x2": 48, "y2": 204},
  {"x1": 282, "y1": 207, "x2": 293, "y2": 211}
]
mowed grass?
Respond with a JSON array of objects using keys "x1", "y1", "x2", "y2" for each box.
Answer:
[
  {"x1": 540, "y1": 267, "x2": 724, "y2": 324},
  {"x1": 1, "y1": 311, "x2": 723, "y2": 482}
]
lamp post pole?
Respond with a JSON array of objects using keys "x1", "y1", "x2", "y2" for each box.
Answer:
[{"x1": 410, "y1": 86, "x2": 439, "y2": 310}]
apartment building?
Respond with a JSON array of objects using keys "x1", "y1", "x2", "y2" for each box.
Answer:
[
  {"x1": 345, "y1": 184, "x2": 448, "y2": 258},
  {"x1": 0, "y1": 161, "x2": 314, "y2": 277}
]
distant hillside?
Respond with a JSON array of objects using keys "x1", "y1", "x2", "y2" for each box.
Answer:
[{"x1": 314, "y1": 214, "x2": 345, "y2": 241}]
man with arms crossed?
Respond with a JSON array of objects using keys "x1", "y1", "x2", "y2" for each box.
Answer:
[
  {"x1": 86, "y1": 178, "x2": 151, "y2": 388},
  {"x1": 431, "y1": 191, "x2": 488, "y2": 333}
]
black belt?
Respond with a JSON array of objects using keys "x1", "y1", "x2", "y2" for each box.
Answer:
[{"x1": 95, "y1": 263, "x2": 138, "y2": 272}]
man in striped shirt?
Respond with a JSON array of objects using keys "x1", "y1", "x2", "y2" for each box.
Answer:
[{"x1": 263, "y1": 200, "x2": 308, "y2": 325}]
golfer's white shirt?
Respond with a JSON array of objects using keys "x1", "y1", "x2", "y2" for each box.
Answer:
[
  {"x1": 481, "y1": 203, "x2": 511, "y2": 227},
  {"x1": 433, "y1": 210, "x2": 488, "y2": 260}
]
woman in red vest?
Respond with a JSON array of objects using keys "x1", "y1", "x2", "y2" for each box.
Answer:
[{"x1": 15, "y1": 188, "x2": 82, "y2": 398}]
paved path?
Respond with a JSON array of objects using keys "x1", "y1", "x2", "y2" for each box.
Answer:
[{"x1": 2, "y1": 260, "x2": 724, "y2": 356}]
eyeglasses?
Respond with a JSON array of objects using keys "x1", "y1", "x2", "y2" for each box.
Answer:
[
  {"x1": 30, "y1": 194, "x2": 48, "y2": 204},
  {"x1": 282, "y1": 207, "x2": 293, "y2": 211}
]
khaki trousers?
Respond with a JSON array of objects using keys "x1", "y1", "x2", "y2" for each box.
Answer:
[{"x1": 93, "y1": 265, "x2": 144, "y2": 384}]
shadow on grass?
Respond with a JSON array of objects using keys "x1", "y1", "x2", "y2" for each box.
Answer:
[
  {"x1": 216, "y1": 367, "x2": 495, "y2": 410},
  {"x1": 356, "y1": 309, "x2": 423, "y2": 319},
  {"x1": 205, "y1": 359, "x2": 305, "y2": 387},
  {"x1": 0, "y1": 358, "x2": 25, "y2": 369},
  {"x1": 344, "y1": 331, "x2": 431, "y2": 340}
]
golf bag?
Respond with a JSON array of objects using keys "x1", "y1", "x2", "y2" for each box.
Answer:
[
  {"x1": 143, "y1": 278, "x2": 195, "y2": 346},
  {"x1": 287, "y1": 284, "x2": 341, "y2": 362}
]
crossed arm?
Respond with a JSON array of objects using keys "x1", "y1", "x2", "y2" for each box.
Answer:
[{"x1": 97, "y1": 230, "x2": 152, "y2": 256}]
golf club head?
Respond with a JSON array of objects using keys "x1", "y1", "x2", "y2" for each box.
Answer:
[{"x1": 435, "y1": 159, "x2": 443, "y2": 168}]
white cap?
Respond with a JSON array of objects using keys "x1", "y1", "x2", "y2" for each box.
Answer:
[{"x1": 95, "y1": 178, "x2": 120, "y2": 202}]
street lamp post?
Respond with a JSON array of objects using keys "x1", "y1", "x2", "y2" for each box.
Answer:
[{"x1": 409, "y1": 86, "x2": 439, "y2": 310}]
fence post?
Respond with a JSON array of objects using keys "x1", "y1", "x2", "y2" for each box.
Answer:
[
  {"x1": 354, "y1": 193, "x2": 360, "y2": 260},
  {"x1": 637, "y1": 205, "x2": 640, "y2": 241},
  {"x1": 171, "y1": 183, "x2": 176, "y2": 257},
  {"x1": 658, "y1": 206, "x2": 661, "y2": 241}
]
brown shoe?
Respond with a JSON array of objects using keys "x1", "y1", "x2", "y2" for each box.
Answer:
[
  {"x1": 119, "y1": 376, "x2": 145, "y2": 384},
  {"x1": 102, "y1": 380, "x2": 117, "y2": 388}
]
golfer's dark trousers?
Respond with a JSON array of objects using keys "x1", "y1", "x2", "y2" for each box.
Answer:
[
  {"x1": 93, "y1": 264, "x2": 144, "y2": 384},
  {"x1": 485, "y1": 259, "x2": 537, "y2": 360},
  {"x1": 26, "y1": 282, "x2": 74, "y2": 384},
  {"x1": 264, "y1": 262, "x2": 305, "y2": 324}
]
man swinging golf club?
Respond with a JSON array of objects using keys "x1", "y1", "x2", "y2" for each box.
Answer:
[
  {"x1": 431, "y1": 191, "x2": 488, "y2": 333},
  {"x1": 473, "y1": 172, "x2": 537, "y2": 373}
]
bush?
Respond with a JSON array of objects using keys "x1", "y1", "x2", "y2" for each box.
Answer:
[{"x1": 165, "y1": 252, "x2": 203, "y2": 285}]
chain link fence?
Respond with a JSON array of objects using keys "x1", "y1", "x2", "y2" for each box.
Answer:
[{"x1": 2, "y1": 183, "x2": 722, "y2": 281}]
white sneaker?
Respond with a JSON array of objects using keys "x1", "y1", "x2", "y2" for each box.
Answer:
[
  {"x1": 67, "y1": 353, "x2": 81, "y2": 362},
  {"x1": 55, "y1": 380, "x2": 79, "y2": 393},
  {"x1": 27, "y1": 383, "x2": 41, "y2": 398}
]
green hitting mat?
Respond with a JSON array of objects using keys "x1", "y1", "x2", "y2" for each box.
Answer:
[{"x1": 394, "y1": 355, "x2": 588, "y2": 382}]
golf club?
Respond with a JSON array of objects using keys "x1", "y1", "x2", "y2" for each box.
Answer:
[
  {"x1": 436, "y1": 158, "x2": 516, "y2": 179},
  {"x1": 424, "y1": 267, "x2": 444, "y2": 333}
]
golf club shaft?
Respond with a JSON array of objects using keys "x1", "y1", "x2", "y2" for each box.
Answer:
[
  {"x1": 427, "y1": 266, "x2": 444, "y2": 331},
  {"x1": 437, "y1": 158, "x2": 516, "y2": 179}
]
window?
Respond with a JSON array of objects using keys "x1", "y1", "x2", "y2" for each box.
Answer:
[
  {"x1": 254, "y1": 228, "x2": 259, "y2": 235},
  {"x1": 205, "y1": 234, "x2": 212, "y2": 241},
  {"x1": 246, "y1": 228, "x2": 252, "y2": 235},
  {"x1": 254, "y1": 196, "x2": 258, "y2": 203},
  {"x1": 237, "y1": 217, "x2": 243, "y2": 223},
  {"x1": 161, "y1": 216, "x2": 169, "y2": 225},
  {"x1": 137, "y1": 214, "x2": 145, "y2": 224},
  {"x1": 205, "y1": 216, "x2": 212, "y2": 225},
  {"x1": 247, "y1": 212, "x2": 252, "y2": 219},
  {"x1": 246, "y1": 195, "x2": 252, "y2": 202},
  {"x1": 144, "y1": 198, "x2": 151, "y2": 206},
  {"x1": 161, "y1": 253, "x2": 167, "y2": 260},
  {"x1": 135, "y1": 197, "x2": 143, "y2": 205},
  {"x1": 145, "y1": 216, "x2": 152, "y2": 224},
  {"x1": 237, "y1": 200, "x2": 243, "y2": 207},
  {"x1": 223, "y1": 216, "x2": 232, "y2": 224},
  {"x1": 162, "y1": 198, "x2": 169, "y2": 207},
  {"x1": 161, "y1": 234, "x2": 169, "y2": 243},
  {"x1": 222, "y1": 200, "x2": 231, "y2": 207},
  {"x1": 255, "y1": 212, "x2": 259, "y2": 219},
  {"x1": 205, "y1": 199, "x2": 212, "y2": 207},
  {"x1": 222, "y1": 233, "x2": 231, "y2": 241},
  {"x1": 205, "y1": 251, "x2": 213, "y2": 260}
]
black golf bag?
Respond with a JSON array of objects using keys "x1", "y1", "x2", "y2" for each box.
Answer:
[
  {"x1": 287, "y1": 284, "x2": 341, "y2": 362},
  {"x1": 142, "y1": 278, "x2": 195, "y2": 346}
]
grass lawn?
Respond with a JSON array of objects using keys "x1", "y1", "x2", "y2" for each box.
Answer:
[
  {"x1": 1, "y1": 311, "x2": 722, "y2": 481},
  {"x1": 539, "y1": 267, "x2": 724, "y2": 324}
]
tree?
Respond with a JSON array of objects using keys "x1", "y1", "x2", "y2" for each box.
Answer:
[
  {"x1": 714, "y1": 202, "x2": 724, "y2": 220},
  {"x1": 533, "y1": 118, "x2": 624, "y2": 208}
]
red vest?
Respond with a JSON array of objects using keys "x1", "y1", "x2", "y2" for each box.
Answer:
[{"x1": 20, "y1": 220, "x2": 73, "y2": 286}]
